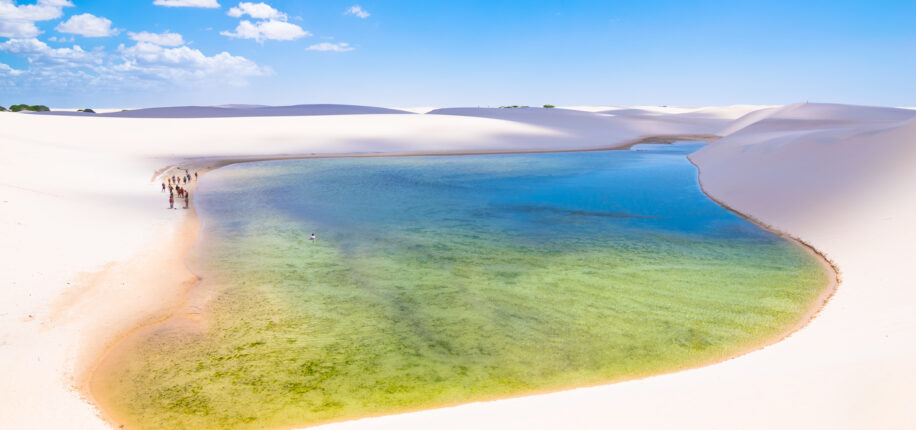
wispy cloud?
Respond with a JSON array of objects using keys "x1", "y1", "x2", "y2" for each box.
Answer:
[
  {"x1": 0, "y1": 0, "x2": 73, "y2": 38},
  {"x1": 152, "y1": 0, "x2": 220, "y2": 8},
  {"x1": 344, "y1": 5, "x2": 369, "y2": 19},
  {"x1": 116, "y1": 42, "x2": 270, "y2": 85},
  {"x1": 55, "y1": 13, "x2": 119, "y2": 37},
  {"x1": 129, "y1": 31, "x2": 185, "y2": 47},
  {"x1": 0, "y1": 61, "x2": 25, "y2": 76},
  {"x1": 0, "y1": 37, "x2": 103, "y2": 68},
  {"x1": 306, "y1": 42, "x2": 354, "y2": 52}
]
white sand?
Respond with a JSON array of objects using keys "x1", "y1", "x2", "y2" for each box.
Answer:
[
  {"x1": 2, "y1": 103, "x2": 913, "y2": 429},
  {"x1": 391, "y1": 106, "x2": 440, "y2": 114},
  {"x1": 42, "y1": 104, "x2": 413, "y2": 118},
  {"x1": 562, "y1": 104, "x2": 771, "y2": 119}
]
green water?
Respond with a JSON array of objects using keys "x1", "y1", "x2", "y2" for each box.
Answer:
[{"x1": 95, "y1": 144, "x2": 829, "y2": 430}]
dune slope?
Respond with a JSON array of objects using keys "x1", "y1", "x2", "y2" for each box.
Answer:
[{"x1": 428, "y1": 107, "x2": 726, "y2": 142}]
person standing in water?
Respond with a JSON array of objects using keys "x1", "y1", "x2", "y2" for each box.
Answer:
[{"x1": 310, "y1": 233, "x2": 317, "y2": 243}]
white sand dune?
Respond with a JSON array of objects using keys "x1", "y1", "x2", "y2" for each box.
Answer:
[
  {"x1": 37, "y1": 104, "x2": 413, "y2": 118},
  {"x1": 562, "y1": 105, "x2": 770, "y2": 119},
  {"x1": 2, "y1": 103, "x2": 914, "y2": 429},
  {"x1": 562, "y1": 105, "x2": 696, "y2": 115},
  {"x1": 720, "y1": 102, "x2": 916, "y2": 136},
  {"x1": 428, "y1": 107, "x2": 729, "y2": 142},
  {"x1": 51, "y1": 108, "x2": 135, "y2": 114},
  {"x1": 392, "y1": 106, "x2": 440, "y2": 114},
  {"x1": 674, "y1": 104, "x2": 775, "y2": 119}
]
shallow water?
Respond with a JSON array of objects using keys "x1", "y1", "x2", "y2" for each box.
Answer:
[{"x1": 94, "y1": 143, "x2": 829, "y2": 429}]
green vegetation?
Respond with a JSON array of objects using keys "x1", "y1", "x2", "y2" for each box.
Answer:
[
  {"x1": 77, "y1": 108, "x2": 96, "y2": 113},
  {"x1": 543, "y1": 104, "x2": 556, "y2": 108},
  {"x1": 9, "y1": 104, "x2": 50, "y2": 112},
  {"x1": 0, "y1": 106, "x2": 7, "y2": 112},
  {"x1": 498, "y1": 105, "x2": 529, "y2": 108}
]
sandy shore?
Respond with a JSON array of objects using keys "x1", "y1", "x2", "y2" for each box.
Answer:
[{"x1": 2, "y1": 103, "x2": 913, "y2": 429}]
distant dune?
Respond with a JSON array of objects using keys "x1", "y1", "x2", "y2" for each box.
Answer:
[
  {"x1": 427, "y1": 107, "x2": 728, "y2": 144},
  {"x1": 391, "y1": 106, "x2": 439, "y2": 114},
  {"x1": 35, "y1": 104, "x2": 413, "y2": 118},
  {"x1": 562, "y1": 105, "x2": 769, "y2": 119},
  {"x1": 719, "y1": 102, "x2": 916, "y2": 136}
]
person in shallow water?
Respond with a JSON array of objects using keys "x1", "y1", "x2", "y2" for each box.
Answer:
[{"x1": 310, "y1": 233, "x2": 317, "y2": 243}]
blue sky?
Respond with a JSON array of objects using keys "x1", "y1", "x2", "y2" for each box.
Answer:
[{"x1": 0, "y1": 0, "x2": 914, "y2": 108}]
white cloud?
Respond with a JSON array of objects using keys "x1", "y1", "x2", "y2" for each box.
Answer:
[
  {"x1": 344, "y1": 5, "x2": 369, "y2": 19},
  {"x1": 306, "y1": 42, "x2": 353, "y2": 52},
  {"x1": 0, "y1": 61, "x2": 24, "y2": 76},
  {"x1": 0, "y1": 0, "x2": 73, "y2": 38},
  {"x1": 0, "y1": 37, "x2": 268, "y2": 89},
  {"x1": 221, "y1": 19, "x2": 308, "y2": 42},
  {"x1": 116, "y1": 42, "x2": 270, "y2": 85},
  {"x1": 129, "y1": 31, "x2": 185, "y2": 47},
  {"x1": 222, "y1": 2, "x2": 307, "y2": 42},
  {"x1": 152, "y1": 0, "x2": 219, "y2": 7},
  {"x1": 56, "y1": 13, "x2": 118, "y2": 37},
  {"x1": 0, "y1": 37, "x2": 102, "y2": 68},
  {"x1": 227, "y1": 2, "x2": 284, "y2": 20}
]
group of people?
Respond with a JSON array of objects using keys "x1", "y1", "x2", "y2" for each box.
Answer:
[
  {"x1": 162, "y1": 170, "x2": 198, "y2": 209},
  {"x1": 160, "y1": 169, "x2": 320, "y2": 242}
]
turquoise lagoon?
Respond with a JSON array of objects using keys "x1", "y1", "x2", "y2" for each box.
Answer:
[{"x1": 94, "y1": 143, "x2": 829, "y2": 429}]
